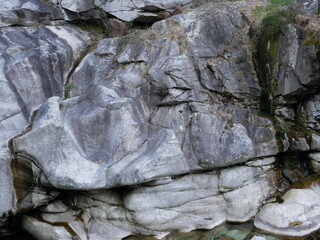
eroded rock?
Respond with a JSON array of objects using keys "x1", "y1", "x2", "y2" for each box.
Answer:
[
  {"x1": 22, "y1": 165, "x2": 277, "y2": 239},
  {"x1": 0, "y1": 24, "x2": 91, "y2": 218},
  {"x1": 255, "y1": 183, "x2": 320, "y2": 236}
]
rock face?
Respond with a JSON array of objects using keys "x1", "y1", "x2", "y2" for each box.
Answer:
[
  {"x1": 13, "y1": 1, "x2": 279, "y2": 191},
  {"x1": 0, "y1": 0, "x2": 320, "y2": 239},
  {"x1": 0, "y1": 24, "x2": 91, "y2": 219},
  {"x1": 22, "y1": 162, "x2": 276, "y2": 240},
  {"x1": 7, "y1": 1, "x2": 281, "y2": 238}
]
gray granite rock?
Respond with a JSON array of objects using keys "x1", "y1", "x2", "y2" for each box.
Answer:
[
  {"x1": 274, "y1": 107, "x2": 295, "y2": 121},
  {"x1": 22, "y1": 216, "x2": 74, "y2": 240},
  {"x1": 5, "y1": 0, "x2": 318, "y2": 238}
]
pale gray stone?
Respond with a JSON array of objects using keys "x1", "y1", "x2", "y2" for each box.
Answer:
[
  {"x1": 305, "y1": 95, "x2": 320, "y2": 130},
  {"x1": 251, "y1": 236, "x2": 266, "y2": 240},
  {"x1": 60, "y1": 0, "x2": 95, "y2": 12},
  {"x1": 246, "y1": 157, "x2": 276, "y2": 167},
  {"x1": 309, "y1": 152, "x2": 320, "y2": 173},
  {"x1": 94, "y1": 0, "x2": 193, "y2": 22},
  {"x1": 291, "y1": 138, "x2": 310, "y2": 152},
  {"x1": 0, "y1": 0, "x2": 63, "y2": 27},
  {"x1": 311, "y1": 134, "x2": 320, "y2": 151},
  {"x1": 275, "y1": 22, "x2": 320, "y2": 97},
  {"x1": 255, "y1": 183, "x2": 320, "y2": 236},
  {"x1": 292, "y1": 0, "x2": 319, "y2": 15},
  {"x1": 22, "y1": 166, "x2": 277, "y2": 239},
  {"x1": 275, "y1": 107, "x2": 295, "y2": 120},
  {"x1": 22, "y1": 216, "x2": 74, "y2": 240},
  {"x1": 0, "y1": 25, "x2": 91, "y2": 218}
]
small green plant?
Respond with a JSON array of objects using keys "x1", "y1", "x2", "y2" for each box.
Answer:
[
  {"x1": 64, "y1": 83, "x2": 74, "y2": 99},
  {"x1": 269, "y1": 0, "x2": 292, "y2": 6},
  {"x1": 260, "y1": 8, "x2": 294, "y2": 39},
  {"x1": 292, "y1": 124, "x2": 312, "y2": 138},
  {"x1": 252, "y1": 7, "x2": 264, "y2": 19}
]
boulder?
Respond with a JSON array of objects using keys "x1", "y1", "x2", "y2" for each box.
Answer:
[{"x1": 255, "y1": 183, "x2": 320, "y2": 236}]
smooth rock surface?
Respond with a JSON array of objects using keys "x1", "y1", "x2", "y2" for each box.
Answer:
[
  {"x1": 13, "y1": 1, "x2": 278, "y2": 191},
  {"x1": 22, "y1": 165, "x2": 277, "y2": 239},
  {"x1": 2, "y1": 0, "x2": 320, "y2": 239},
  {"x1": 255, "y1": 183, "x2": 320, "y2": 236},
  {"x1": 0, "y1": 25, "x2": 91, "y2": 217}
]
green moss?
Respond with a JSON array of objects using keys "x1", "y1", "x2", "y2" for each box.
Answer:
[
  {"x1": 291, "y1": 123, "x2": 312, "y2": 139},
  {"x1": 64, "y1": 83, "x2": 74, "y2": 99},
  {"x1": 77, "y1": 23, "x2": 107, "y2": 34},
  {"x1": 301, "y1": 32, "x2": 319, "y2": 47},
  {"x1": 260, "y1": 8, "x2": 294, "y2": 40},
  {"x1": 251, "y1": 7, "x2": 264, "y2": 19},
  {"x1": 269, "y1": 0, "x2": 292, "y2": 6}
]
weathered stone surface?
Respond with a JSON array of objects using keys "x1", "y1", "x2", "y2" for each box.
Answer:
[
  {"x1": 255, "y1": 183, "x2": 320, "y2": 236},
  {"x1": 12, "y1": 2, "x2": 278, "y2": 193},
  {"x1": 311, "y1": 134, "x2": 320, "y2": 151},
  {"x1": 0, "y1": 25, "x2": 91, "y2": 218},
  {"x1": 5, "y1": 0, "x2": 320, "y2": 238},
  {"x1": 22, "y1": 165, "x2": 276, "y2": 239},
  {"x1": 251, "y1": 236, "x2": 266, "y2": 240},
  {"x1": 291, "y1": 137, "x2": 310, "y2": 152},
  {"x1": 305, "y1": 94, "x2": 320, "y2": 130},
  {"x1": 60, "y1": 0, "x2": 95, "y2": 12},
  {"x1": 309, "y1": 152, "x2": 320, "y2": 173},
  {"x1": 22, "y1": 216, "x2": 74, "y2": 240},
  {"x1": 274, "y1": 106, "x2": 295, "y2": 121},
  {"x1": 94, "y1": 0, "x2": 193, "y2": 22},
  {"x1": 0, "y1": 0, "x2": 63, "y2": 27},
  {"x1": 292, "y1": 0, "x2": 319, "y2": 15},
  {"x1": 275, "y1": 21, "x2": 320, "y2": 97},
  {"x1": 246, "y1": 157, "x2": 276, "y2": 167}
]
